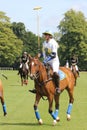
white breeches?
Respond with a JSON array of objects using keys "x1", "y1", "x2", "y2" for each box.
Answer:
[
  {"x1": 71, "y1": 65, "x2": 78, "y2": 71},
  {"x1": 48, "y1": 59, "x2": 59, "y2": 73},
  {"x1": 20, "y1": 63, "x2": 29, "y2": 70}
]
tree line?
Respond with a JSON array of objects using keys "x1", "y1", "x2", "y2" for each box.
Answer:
[{"x1": 0, "y1": 9, "x2": 87, "y2": 70}]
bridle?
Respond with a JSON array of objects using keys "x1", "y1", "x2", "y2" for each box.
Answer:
[
  {"x1": 29, "y1": 59, "x2": 53, "y2": 100},
  {"x1": 29, "y1": 59, "x2": 52, "y2": 87}
]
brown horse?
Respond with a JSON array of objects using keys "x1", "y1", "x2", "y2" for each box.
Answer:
[
  {"x1": 71, "y1": 64, "x2": 79, "y2": 86},
  {"x1": 0, "y1": 80, "x2": 7, "y2": 116},
  {"x1": 18, "y1": 63, "x2": 28, "y2": 86},
  {"x1": 29, "y1": 55, "x2": 75, "y2": 125}
]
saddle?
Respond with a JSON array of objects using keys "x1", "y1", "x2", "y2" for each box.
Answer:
[{"x1": 45, "y1": 64, "x2": 66, "y2": 81}]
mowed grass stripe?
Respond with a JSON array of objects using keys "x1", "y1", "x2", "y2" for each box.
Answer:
[{"x1": 0, "y1": 70, "x2": 87, "y2": 130}]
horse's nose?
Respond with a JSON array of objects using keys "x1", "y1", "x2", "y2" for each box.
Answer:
[
  {"x1": 29, "y1": 73, "x2": 33, "y2": 78},
  {"x1": 29, "y1": 73, "x2": 35, "y2": 80}
]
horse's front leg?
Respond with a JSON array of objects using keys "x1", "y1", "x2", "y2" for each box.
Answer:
[
  {"x1": 21, "y1": 76, "x2": 23, "y2": 86},
  {"x1": 48, "y1": 94, "x2": 60, "y2": 125},
  {"x1": 52, "y1": 94, "x2": 60, "y2": 125},
  {"x1": 0, "y1": 96, "x2": 7, "y2": 116},
  {"x1": 34, "y1": 93, "x2": 42, "y2": 124}
]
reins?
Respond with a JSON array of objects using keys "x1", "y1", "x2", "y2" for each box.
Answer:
[
  {"x1": 35, "y1": 77, "x2": 52, "y2": 87},
  {"x1": 29, "y1": 57, "x2": 53, "y2": 100},
  {"x1": 35, "y1": 66, "x2": 53, "y2": 100}
]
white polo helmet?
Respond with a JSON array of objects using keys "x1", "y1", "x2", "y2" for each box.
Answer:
[
  {"x1": 24, "y1": 51, "x2": 27, "y2": 55},
  {"x1": 43, "y1": 30, "x2": 53, "y2": 36}
]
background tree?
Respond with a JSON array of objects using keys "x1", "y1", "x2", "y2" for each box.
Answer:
[
  {"x1": 11, "y1": 22, "x2": 26, "y2": 39},
  {"x1": 12, "y1": 22, "x2": 44, "y2": 56},
  {"x1": 58, "y1": 9, "x2": 87, "y2": 70},
  {"x1": 1, "y1": 10, "x2": 87, "y2": 70},
  {"x1": 0, "y1": 11, "x2": 23, "y2": 67}
]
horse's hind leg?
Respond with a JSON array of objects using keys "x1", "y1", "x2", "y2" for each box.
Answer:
[
  {"x1": 0, "y1": 96, "x2": 7, "y2": 116},
  {"x1": 66, "y1": 88, "x2": 74, "y2": 120}
]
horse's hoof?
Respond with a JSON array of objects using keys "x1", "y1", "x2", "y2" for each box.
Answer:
[
  {"x1": 25, "y1": 80, "x2": 28, "y2": 85},
  {"x1": 4, "y1": 112, "x2": 7, "y2": 116},
  {"x1": 56, "y1": 117, "x2": 60, "y2": 122},
  {"x1": 25, "y1": 83, "x2": 28, "y2": 85},
  {"x1": 38, "y1": 119, "x2": 43, "y2": 125},
  {"x1": 24, "y1": 80, "x2": 28, "y2": 85},
  {"x1": 67, "y1": 114, "x2": 71, "y2": 121},
  {"x1": 53, "y1": 120, "x2": 57, "y2": 126}
]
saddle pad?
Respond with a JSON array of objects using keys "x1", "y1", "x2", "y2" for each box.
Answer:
[{"x1": 58, "y1": 70, "x2": 66, "y2": 80}]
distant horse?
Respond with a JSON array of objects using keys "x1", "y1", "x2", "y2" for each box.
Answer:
[
  {"x1": 0, "y1": 80, "x2": 7, "y2": 116},
  {"x1": 18, "y1": 63, "x2": 28, "y2": 86},
  {"x1": 71, "y1": 64, "x2": 79, "y2": 86},
  {"x1": 28, "y1": 55, "x2": 75, "y2": 125}
]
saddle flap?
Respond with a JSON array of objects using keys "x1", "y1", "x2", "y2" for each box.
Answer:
[{"x1": 58, "y1": 70, "x2": 66, "y2": 80}]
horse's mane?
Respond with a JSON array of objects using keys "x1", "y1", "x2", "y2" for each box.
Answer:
[{"x1": 36, "y1": 57, "x2": 53, "y2": 76}]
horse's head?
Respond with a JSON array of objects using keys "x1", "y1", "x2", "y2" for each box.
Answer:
[
  {"x1": 29, "y1": 55, "x2": 41, "y2": 80},
  {"x1": 71, "y1": 65, "x2": 76, "y2": 73},
  {"x1": 71, "y1": 64, "x2": 79, "y2": 79},
  {"x1": 28, "y1": 55, "x2": 53, "y2": 81}
]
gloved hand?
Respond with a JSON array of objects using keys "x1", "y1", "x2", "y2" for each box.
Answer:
[
  {"x1": 43, "y1": 56, "x2": 52, "y2": 65},
  {"x1": 43, "y1": 60, "x2": 47, "y2": 66}
]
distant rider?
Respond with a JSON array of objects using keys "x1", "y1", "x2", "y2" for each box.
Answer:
[
  {"x1": 18, "y1": 52, "x2": 29, "y2": 74},
  {"x1": 70, "y1": 55, "x2": 79, "y2": 76}
]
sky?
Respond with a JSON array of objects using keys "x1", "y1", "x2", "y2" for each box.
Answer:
[{"x1": 0, "y1": 0, "x2": 87, "y2": 36}]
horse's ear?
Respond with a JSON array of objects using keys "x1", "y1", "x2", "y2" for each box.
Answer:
[
  {"x1": 35, "y1": 53, "x2": 40, "y2": 59},
  {"x1": 28, "y1": 54, "x2": 32, "y2": 61}
]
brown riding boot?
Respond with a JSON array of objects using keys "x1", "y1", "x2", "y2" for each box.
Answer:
[{"x1": 53, "y1": 72, "x2": 61, "y2": 94}]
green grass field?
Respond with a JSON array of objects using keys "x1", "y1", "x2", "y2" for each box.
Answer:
[{"x1": 0, "y1": 70, "x2": 87, "y2": 130}]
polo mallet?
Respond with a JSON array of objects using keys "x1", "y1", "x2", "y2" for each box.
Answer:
[{"x1": 0, "y1": 73, "x2": 8, "y2": 80}]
